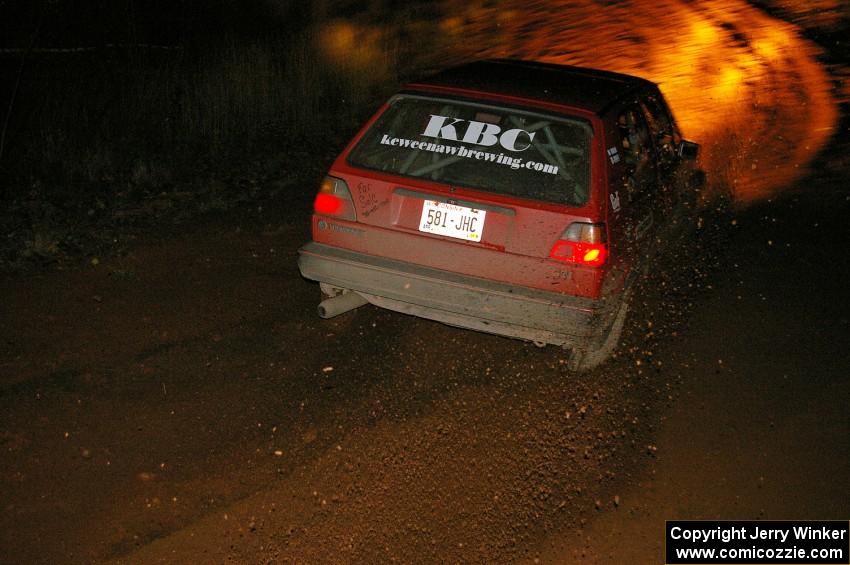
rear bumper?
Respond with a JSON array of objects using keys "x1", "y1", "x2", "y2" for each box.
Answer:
[{"x1": 297, "y1": 242, "x2": 612, "y2": 348}]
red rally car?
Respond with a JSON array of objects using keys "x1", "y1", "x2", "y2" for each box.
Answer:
[{"x1": 298, "y1": 59, "x2": 700, "y2": 370}]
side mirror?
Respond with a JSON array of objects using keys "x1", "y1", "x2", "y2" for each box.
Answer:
[{"x1": 678, "y1": 140, "x2": 700, "y2": 161}]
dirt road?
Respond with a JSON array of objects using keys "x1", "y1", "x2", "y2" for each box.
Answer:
[
  {"x1": 526, "y1": 141, "x2": 850, "y2": 563},
  {"x1": 1, "y1": 1, "x2": 847, "y2": 563}
]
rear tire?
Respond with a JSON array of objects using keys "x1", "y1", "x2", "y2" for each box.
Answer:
[{"x1": 568, "y1": 290, "x2": 630, "y2": 372}]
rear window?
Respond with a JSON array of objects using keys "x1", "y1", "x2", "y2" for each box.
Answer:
[{"x1": 347, "y1": 95, "x2": 592, "y2": 206}]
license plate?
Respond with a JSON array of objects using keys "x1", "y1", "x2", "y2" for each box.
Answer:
[{"x1": 418, "y1": 200, "x2": 486, "y2": 242}]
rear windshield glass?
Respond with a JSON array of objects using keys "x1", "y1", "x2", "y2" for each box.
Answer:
[{"x1": 347, "y1": 95, "x2": 592, "y2": 206}]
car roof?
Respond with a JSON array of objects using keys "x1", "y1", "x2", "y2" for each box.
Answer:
[{"x1": 405, "y1": 59, "x2": 655, "y2": 116}]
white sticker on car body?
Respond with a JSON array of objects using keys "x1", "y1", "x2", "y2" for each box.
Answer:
[
  {"x1": 379, "y1": 134, "x2": 560, "y2": 176},
  {"x1": 610, "y1": 191, "x2": 621, "y2": 213},
  {"x1": 422, "y1": 114, "x2": 536, "y2": 152}
]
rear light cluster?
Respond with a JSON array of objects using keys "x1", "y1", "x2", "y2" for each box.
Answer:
[
  {"x1": 549, "y1": 222, "x2": 607, "y2": 267},
  {"x1": 314, "y1": 176, "x2": 356, "y2": 221}
]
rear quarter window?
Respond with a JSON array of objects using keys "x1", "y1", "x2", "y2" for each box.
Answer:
[{"x1": 347, "y1": 95, "x2": 593, "y2": 206}]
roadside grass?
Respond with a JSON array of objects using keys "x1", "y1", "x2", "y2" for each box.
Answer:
[
  {"x1": 4, "y1": 33, "x2": 394, "y2": 187},
  {"x1": 0, "y1": 26, "x2": 401, "y2": 271}
]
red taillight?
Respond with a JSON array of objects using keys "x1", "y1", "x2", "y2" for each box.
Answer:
[
  {"x1": 549, "y1": 223, "x2": 607, "y2": 267},
  {"x1": 549, "y1": 240, "x2": 607, "y2": 266},
  {"x1": 314, "y1": 193, "x2": 342, "y2": 215},
  {"x1": 313, "y1": 176, "x2": 356, "y2": 220}
]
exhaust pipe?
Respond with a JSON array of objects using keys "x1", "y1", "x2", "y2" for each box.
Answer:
[{"x1": 317, "y1": 291, "x2": 368, "y2": 319}]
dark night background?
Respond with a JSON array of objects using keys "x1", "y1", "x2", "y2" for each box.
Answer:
[{"x1": 0, "y1": 0, "x2": 446, "y2": 270}]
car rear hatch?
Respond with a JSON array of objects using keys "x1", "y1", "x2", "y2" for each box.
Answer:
[{"x1": 314, "y1": 93, "x2": 606, "y2": 298}]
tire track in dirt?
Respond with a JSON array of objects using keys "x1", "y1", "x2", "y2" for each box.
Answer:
[
  {"x1": 0, "y1": 220, "x2": 408, "y2": 563},
  {"x1": 119, "y1": 323, "x2": 664, "y2": 564}
]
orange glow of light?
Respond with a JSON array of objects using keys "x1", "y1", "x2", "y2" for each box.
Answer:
[
  {"x1": 333, "y1": 24, "x2": 356, "y2": 51},
  {"x1": 752, "y1": 37, "x2": 779, "y2": 60},
  {"x1": 690, "y1": 19, "x2": 719, "y2": 48},
  {"x1": 713, "y1": 65, "x2": 745, "y2": 101},
  {"x1": 317, "y1": 21, "x2": 384, "y2": 73},
  {"x1": 440, "y1": 17, "x2": 463, "y2": 35}
]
